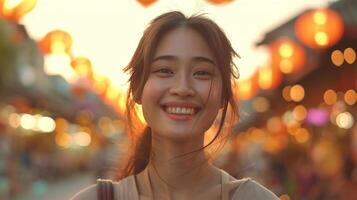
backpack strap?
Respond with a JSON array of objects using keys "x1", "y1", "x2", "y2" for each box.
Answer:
[{"x1": 97, "y1": 179, "x2": 114, "y2": 200}]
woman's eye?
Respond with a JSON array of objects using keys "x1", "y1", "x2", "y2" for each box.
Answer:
[
  {"x1": 159, "y1": 68, "x2": 172, "y2": 73},
  {"x1": 153, "y1": 68, "x2": 173, "y2": 75},
  {"x1": 194, "y1": 71, "x2": 212, "y2": 77}
]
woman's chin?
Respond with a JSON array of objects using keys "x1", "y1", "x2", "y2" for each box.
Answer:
[{"x1": 155, "y1": 130, "x2": 203, "y2": 143}]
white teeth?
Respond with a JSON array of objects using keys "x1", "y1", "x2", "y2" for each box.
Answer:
[{"x1": 165, "y1": 107, "x2": 195, "y2": 115}]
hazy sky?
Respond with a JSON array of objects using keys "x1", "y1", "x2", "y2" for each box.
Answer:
[{"x1": 21, "y1": 0, "x2": 330, "y2": 88}]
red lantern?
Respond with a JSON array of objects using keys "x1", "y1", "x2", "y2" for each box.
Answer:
[
  {"x1": 270, "y1": 37, "x2": 306, "y2": 74},
  {"x1": 39, "y1": 30, "x2": 72, "y2": 55},
  {"x1": 206, "y1": 0, "x2": 233, "y2": 5},
  {"x1": 0, "y1": 0, "x2": 37, "y2": 21},
  {"x1": 136, "y1": 0, "x2": 157, "y2": 7},
  {"x1": 295, "y1": 8, "x2": 344, "y2": 49}
]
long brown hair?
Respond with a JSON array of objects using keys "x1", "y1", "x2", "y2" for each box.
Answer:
[{"x1": 118, "y1": 11, "x2": 240, "y2": 179}]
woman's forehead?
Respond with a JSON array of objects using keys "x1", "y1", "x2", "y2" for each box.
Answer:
[{"x1": 153, "y1": 27, "x2": 215, "y2": 62}]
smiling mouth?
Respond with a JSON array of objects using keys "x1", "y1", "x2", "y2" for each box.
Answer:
[{"x1": 161, "y1": 106, "x2": 200, "y2": 115}]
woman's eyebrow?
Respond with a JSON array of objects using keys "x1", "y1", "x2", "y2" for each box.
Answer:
[
  {"x1": 153, "y1": 55, "x2": 216, "y2": 65},
  {"x1": 192, "y1": 56, "x2": 216, "y2": 66},
  {"x1": 152, "y1": 55, "x2": 177, "y2": 62}
]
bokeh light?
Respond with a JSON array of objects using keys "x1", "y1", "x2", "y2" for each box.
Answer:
[
  {"x1": 252, "y1": 96, "x2": 270, "y2": 113},
  {"x1": 55, "y1": 132, "x2": 72, "y2": 148},
  {"x1": 266, "y1": 116, "x2": 283, "y2": 133},
  {"x1": 282, "y1": 85, "x2": 292, "y2": 102},
  {"x1": 344, "y1": 89, "x2": 357, "y2": 106},
  {"x1": 307, "y1": 108, "x2": 329, "y2": 126},
  {"x1": 324, "y1": 89, "x2": 337, "y2": 105},
  {"x1": 344, "y1": 47, "x2": 356, "y2": 64},
  {"x1": 20, "y1": 113, "x2": 36, "y2": 130},
  {"x1": 336, "y1": 112, "x2": 354, "y2": 129},
  {"x1": 293, "y1": 105, "x2": 307, "y2": 121},
  {"x1": 73, "y1": 131, "x2": 91, "y2": 147},
  {"x1": 37, "y1": 116, "x2": 56, "y2": 133},
  {"x1": 331, "y1": 50, "x2": 344, "y2": 67},
  {"x1": 294, "y1": 127, "x2": 310, "y2": 143},
  {"x1": 290, "y1": 84, "x2": 305, "y2": 102},
  {"x1": 8, "y1": 113, "x2": 21, "y2": 128}
]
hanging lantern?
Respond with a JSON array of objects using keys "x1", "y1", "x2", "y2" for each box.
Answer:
[
  {"x1": 295, "y1": 8, "x2": 344, "y2": 49},
  {"x1": 136, "y1": 0, "x2": 157, "y2": 7},
  {"x1": 39, "y1": 30, "x2": 72, "y2": 55},
  {"x1": 257, "y1": 65, "x2": 282, "y2": 90},
  {"x1": 71, "y1": 57, "x2": 93, "y2": 79},
  {"x1": 206, "y1": 0, "x2": 233, "y2": 5},
  {"x1": 0, "y1": 0, "x2": 37, "y2": 21},
  {"x1": 235, "y1": 72, "x2": 258, "y2": 100},
  {"x1": 270, "y1": 37, "x2": 306, "y2": 74}
]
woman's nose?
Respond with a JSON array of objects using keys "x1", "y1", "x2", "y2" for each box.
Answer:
[{"x1": 169, "y1": 74, "x2": 195, "y2": 97}]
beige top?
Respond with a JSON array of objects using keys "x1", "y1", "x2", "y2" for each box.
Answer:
[{"x1": 112, "y1": 168, "x2": 279, "y2": 200}]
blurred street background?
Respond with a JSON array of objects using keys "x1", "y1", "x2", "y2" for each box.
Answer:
[{"x1": 1, "y1": 0, "x2": 357, "y2": 199}]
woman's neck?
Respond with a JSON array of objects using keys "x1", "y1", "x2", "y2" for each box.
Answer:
[{"x1": 144, "y1": 135, "x2": 221, "y2": 199}]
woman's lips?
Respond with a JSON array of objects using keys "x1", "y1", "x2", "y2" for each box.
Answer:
[
  {"x1": 166, "y1": 113, "x2": 193, "y2": 121},
  {"x1": 161, "y1": 106, "x2": 199, "y2": 121}
]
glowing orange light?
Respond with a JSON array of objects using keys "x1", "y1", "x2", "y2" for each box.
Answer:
[
  {"x1": 206, "y1": 0, "x2": 233, "y2": 5},
  {"x1": 293, "y1": 105, "x2": 307, "y2": 121},
  {"x1": 92, "y1": 74, "x2": 110, "y2": 96},
  {"x1": 136, "y1": 0, "x2": 157, "y2": 7},
  {"x1": 344, "y1": 48, "x2": 356, "y2": 64},
  {"x1": 71, "y1": 57, "x2": 93, "y2": 78},
  {"x1": 331, "y1": 50, "x2": 344, "y2": 67},
  {"x1": 323, "y1": 89, "x2": 337, "y2": 105},
  {"x1": 266, "y1": 117, "x2": 283, "y2": 133},
  {"x1": 344, "y1": 89, "x2": 357, "y2": 105},
  {"x1": 235, "y1": 73, "x2": 258, "y2": 100},
  {"x1": 252, "y1": 96, "x2": 270, "y2": 113},
  {"x1": 294, "y1": 128, "x2": 310, "y2": 143},
  {"x1": 282, "y1": 86, "x2": 292, "y2": 102},
  {"x1": 39, "y1": 30, "x2": 72, "y2": 54},
  {"x1": 0, "y1": 0, "x2": 37, "y2": 21},
  {"x1": 295, "y1": 9, "x2": 344, "y2": 49},
  {"x1": 290, "y1": 84, "x2": 305, "y2": 102},
  {"x1": 257, "y1": 65, "x2": 281, "y2": 90},
  {"x1": 270, "y1": 38, "x2": 306, "y2": 74}
]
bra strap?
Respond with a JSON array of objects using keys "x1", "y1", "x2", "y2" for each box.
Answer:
[{"x1": 97, "y1": 179, "x2": 114, "y2": 200}]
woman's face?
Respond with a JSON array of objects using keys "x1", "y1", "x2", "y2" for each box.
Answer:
[{"x1": 140, "y1": 27, "x2": 223, "y2": 141}]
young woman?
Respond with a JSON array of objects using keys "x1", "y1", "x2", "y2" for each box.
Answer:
[{"x1": 71, "y1": 11, "x2": 280, "y2": 200}]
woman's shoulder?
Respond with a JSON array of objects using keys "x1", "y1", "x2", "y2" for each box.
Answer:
[
  {"x1": 69, "y1": 176, "x2": 137, "y2": 200},
  {"x1": 229, "y1": 177, "x2": 280, "y2": 200}
]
